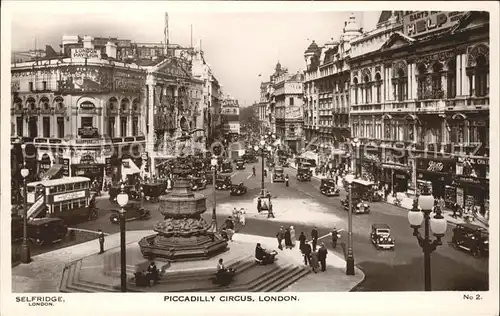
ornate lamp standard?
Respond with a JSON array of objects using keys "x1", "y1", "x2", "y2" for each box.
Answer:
[
  {"x1": 211, "y1": 156, "x2": 218, "y2": 230},
  {"x1": 254, "y1": 133, "x2": 275, "y2": 196},
  {"x1": 344, "y1": 176, "x2": 355, "y2": 275},
  {"x1": 407, "y1": 188, "x2": 447, "y2": 291},
  {"x1": 116, "y1": 183, "x2": 129, "y2": 292},
  {"x1": 351, "y1": 138, "x2": 360, "y2": 177},
  {"x1": 20, "y1": 161, "x2": 31, "y2": 264}
]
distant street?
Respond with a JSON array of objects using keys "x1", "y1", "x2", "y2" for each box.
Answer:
[{"x1": 67, "y1": 158, "x2": 488, "y2": 291}]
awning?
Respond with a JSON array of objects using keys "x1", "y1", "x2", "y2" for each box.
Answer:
[
  {"x1": 122, "y1": 158, "x2": 140, "y2": 177},
  {"x1": 41, "y1": 164, "x2": 64, "y2": 181},
  {"x1": 300, "y1": 151, "x2": 317, "y2": 160}
]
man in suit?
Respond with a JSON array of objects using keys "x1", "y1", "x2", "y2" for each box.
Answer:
[
  {"x1": 302, "y1": 242, "x2": 312, "y2": 266},
  {"x1": 311, "y1": 227, "x2": 319, "y2": 251},
  {"x1": 98, "y1": 229, "x2": 105, "y2": 254},
  {"x1": 318, "y1": 243, "x2": 328, "y2": 272}
]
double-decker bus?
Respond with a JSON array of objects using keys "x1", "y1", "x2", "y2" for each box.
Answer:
[{"x1": 25, "y1": 176, "x2": 98, "y2": 223}]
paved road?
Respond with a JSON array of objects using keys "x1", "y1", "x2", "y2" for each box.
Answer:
[{"x1": 68, "y1": 158, "x2": 487, "y2": 291}]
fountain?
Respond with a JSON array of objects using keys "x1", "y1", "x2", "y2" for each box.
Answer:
[{"x1": 138, "y1": 154, "x2": 227, "y2": 261}]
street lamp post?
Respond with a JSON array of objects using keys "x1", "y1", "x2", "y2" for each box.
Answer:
[
  {"x1": 346, "y1": 181, "x2": 355, "y2": 275},
  {"x1": 254, "y1": 133, "x2": 275, "y2": 196},
  {"x1": 351, "y1": 138, "x2": 360, "y2": 177},
  {"x1": 211, "y1": 156, "x2": 218, "y2": 230},
  {"x1": 116, "y1": 184, "x2": 129, "y2": 292},
  {"x1": 407, "y1": 188, "x2": 447, "y2": 291},
  {"x1": 20, "y1": 162, "x2": 31, "y2": 264}
]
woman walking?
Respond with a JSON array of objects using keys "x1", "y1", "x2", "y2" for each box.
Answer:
[
  {"x1": 284, "y1": 227, "x2": 292, "y2": 249},
  {"x1": 290, "y1": 226, "x2": 296, "y2": 248}
]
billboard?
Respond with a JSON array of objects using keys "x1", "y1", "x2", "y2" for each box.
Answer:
[
  {"x1": 285, "y1": 107, "x2": 302, "y2": 120},
  {"x1": 403, "y1": 11, "x2": 465, "y2": 38},
  {"x1": 71, "y1": 48, "x2": 101, "y2": 59}
]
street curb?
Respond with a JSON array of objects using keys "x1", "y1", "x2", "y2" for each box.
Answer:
[{"x1": 349, "y1": 266, "x2": 367, "y2": 292}]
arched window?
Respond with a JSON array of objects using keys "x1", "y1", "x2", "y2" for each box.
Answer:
[
  {"x1": 417, "y1": 64, "x2": 427, "y2": 100},
  {"x1": 431, "y1": 63, "x2": 443, "y2": 99},
  {"x1": 447, "y1": 60, "x2": 456, "y2": 98},
  {"x1": 364, "y1": 75, "x2": 371, "y2": 104},
  {"x1": 108, "y1": 97, "x2": 118, "y2": 110},
  {"x1": 397, "y1": 69, "x2": 407, "y2": 101},
  {"x1": 475, "y1": 55, "x2": 488, "y2": 97},
  {"x1": 353, "y1": 78, "x2": 359, "y2": 104},
  {"x1": 375, "y1": 73, "x2": 382, "y2": 103}
]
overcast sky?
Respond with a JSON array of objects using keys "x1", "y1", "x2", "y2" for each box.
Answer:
[{"x1": 9, "y1": 2, "x2": 381, "y2": 106}]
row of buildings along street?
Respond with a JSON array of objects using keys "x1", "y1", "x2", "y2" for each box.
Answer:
[{"x1": 256, "y1": 11, "x2": 490, "y2": 217}]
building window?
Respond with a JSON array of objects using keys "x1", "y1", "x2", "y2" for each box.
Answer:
[
  {"x1": 16, "y1": 116, "x2": 23, "y2": 136},
  {"x1": 81, "y1": 117, "x2": 93, "y2": 128},
  {"x1": 396, "y1": 69, "x2": 407, "y2": 101},
  {"x1": 384, "y1": 122, "x2": 391, "y2": 139},
  {"x1": 353, "y1": 78, "x2": 359, "y2": 104},
  {"x1": 57, "y1": 117, "x2": 64, "y2": 138},
  {"x1": 364, "y1": 75, "x2": 371, "y2": 104},
  {"x1": 42, "y1": 81, "x2": 47, "y2": 90},
  {"x1": 447, "y1": 60, "x2": 457, "y2": 98},
  {"x1": 108, "y1": 117, "x2": 115, "y2": 138},
  {"x1": 29, "y1": 117, "x2": 38, "y2": 138},
  {"x1": 475, "y1": 55, "x2": 488, "y2": 97},
  {"x1": 417, "y1": 64, "x2": 427, "y2": 100},
  {"x1": 132, "y1": 117, "x2": 138, "y2": 136},
  {"x1": 289, "y1": 97, "x2": 294, "y2": 106},
  {"x1": 120, "y1": 117, "x2": 127, "y2": 137},
  {"x1": 375, "y1": 73, "x2": 382, "y2": 103},
  {"x1": 43, "y1": 117, "x2": 50, "y2": 137},
  {"x1": 450, "y1": 124, "x2": 465, "y2": 144},
  {"x1": 29, "y1": 82, "x2": 33, "y2": 91},
  {"x1": 431, "y1": 63, "x2": 443, "y2": 99}
]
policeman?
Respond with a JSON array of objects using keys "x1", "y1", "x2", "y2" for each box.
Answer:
[{"x1": 98, "y1": 229, "x2": 105, "y2": 254}]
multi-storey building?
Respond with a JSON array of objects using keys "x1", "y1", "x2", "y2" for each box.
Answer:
[
  {"x1": 10, "y1": 42, "x2": 147, "y2": 187},
  {"x1": 303, "y1": 13, "x2": 362, "y2": 165},
  {"x1": 258, "y1": 82, "x2": 270, "y2": 133},
  {"x1": 260, "y1": 62, "x2": 288, "y2": 135},
  {"x1": 349, "y1": 11, "x2": 490, "y2": 214},
  {"x1": 274, "y1": 72, "x2": 304, "y2": 154}
]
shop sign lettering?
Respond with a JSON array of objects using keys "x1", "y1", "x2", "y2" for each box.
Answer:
[
  {"x1": 71, "y1": 48, "x2": 101, "y2": 59},
  {"x1": 54, "y1": 190, "x2": 86, "y2": 202},
  {"x1": 403, "y1": 11, "x2": 464, "y2": 38},
  {"x1": 427, "y1": 161, "x2": 444, "y2": 172}
]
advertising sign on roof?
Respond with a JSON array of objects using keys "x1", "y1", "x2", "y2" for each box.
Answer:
[
  {"x1": 71, "y1": 48, "x2": 101, "y2": 59},
  {"x1": 403, "y1": 11, "x2": 465, "y2": 38}
]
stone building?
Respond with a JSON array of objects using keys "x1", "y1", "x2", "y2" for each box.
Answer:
[
  {"x1": 221, "y1": 96, "x2": 240, "y2": 141},
  {"x1": 274, "y1": 72, "x2": 305, "y2": 154},
  {"x1": 348, "y1": 11, "x2": 490, "y2": 213},
  {"x1": 258, "y1": 82, "x2": 271, "y2": 134}
]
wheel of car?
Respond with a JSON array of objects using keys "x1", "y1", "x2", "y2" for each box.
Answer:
[{"x1": 472, "y1": 248, "x2": 481, "y2": 258}]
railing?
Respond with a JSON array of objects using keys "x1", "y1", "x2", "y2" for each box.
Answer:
[{"x1": 415, "y1": 99, "x2": 446, "y2": 113}]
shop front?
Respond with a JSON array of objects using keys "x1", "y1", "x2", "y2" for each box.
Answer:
[
  {"x1": 362, "y1": 147, "x2": 382, "y2": 182},
  {"x1": 454, "y1": 156, "x2": 489, "y2": 216},
  {"x1": 72, "y1": 153, "x2": 105, "y2": 187},
  {"x1": 380, "y1": 162, "x2": 411, "y2": 193},
  {"x1": 416, "y1": 157, "x2": 456, "y2": 199}
]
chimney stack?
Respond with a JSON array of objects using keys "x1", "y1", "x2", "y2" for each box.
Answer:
[
  {"x1": 83, "y1": 35, "x2": 94, "y2": 49},
  {"x1": 106, "y1": 41, "x2": 117, "y2": 59}
]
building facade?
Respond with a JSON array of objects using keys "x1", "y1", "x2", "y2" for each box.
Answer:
[
  {"x1": 258, "y1": 82, "x2": 270, "y2": 134},
  {"x1": 349, "y1": 11, "x2": 490, "y2": 214},
  {"x1": 274, "y1": 72, "x2": 304, "y2": 154},
  {"x1": 221, "y1": 97, "x2": 240, "y2": 141}
]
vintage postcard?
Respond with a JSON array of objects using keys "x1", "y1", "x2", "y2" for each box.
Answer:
[{"x1": 1, "y1": 1, "x2": 498, "y2": 315}]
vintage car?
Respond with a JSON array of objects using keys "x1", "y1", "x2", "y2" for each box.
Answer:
[
  {"x1": 109, "y1": 203, "x2": 151, "y2": 224},
  {"x1": 273, "y1": 166, "x2": 285, "y2": 182},
  {"x1": 221, "y1": 161, "x2": 233, "y2": 173},
  {"x1": 348, "y1": 179, "x2": 383, "y2": 202},
  {"x1": 320, "y1": 179, "x2": 340, "y2": 196},
  {"x1": 190, "y1": 177, "x2": 207, "y2": 191},
  {"x1": 12, "y1": 215, "x2": 68, "y2": 246},
  {"x1": 215, "y1": 174, "x2": 232, "y2": 190},
  {"x1": 451, "y1": 223, "x2": 489, "y2": 258},
  {"x1": 235, "y1": 159, "x2": 246, "y2": 170},
  {"x1": 109, "y1": 185, "x2": 141, "y2": 203},
  {"x1": 278, "y1": 156, "x2": 290, "y2": 167},
  {"x1": 370, "y1": 224, "x2": 395, "y2": 250},
  {"x1": 230, "y1": 183, "x2": 248, "y2": 196},
  {"x1": 297, "y1": 167, "x2": 312, "y2": 182},
  {"x1": 341, "y1": 195, "x2": 370, "y2": 214},
  {"x1": 142, "y1": 183, "x2": 167, "y2": 201},
  {"x1": 242, "y1": 153, "x2": 258, "y2": 163},
  {"x1": 201, "y1": 171, "x2": 214, "y2": 185}
]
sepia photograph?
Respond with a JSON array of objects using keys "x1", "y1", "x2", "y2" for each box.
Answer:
[{"x1": 1, "y1": 1, "x2": 498, "y2": 316}]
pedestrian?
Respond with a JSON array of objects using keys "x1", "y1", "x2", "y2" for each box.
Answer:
[
  {"x1": 239, "y1": 208, "x2": 246, "y2": 226},
  {"x1": 302, "y1": 242, "x2": 312, "y2": 266},
  {"x1": 298, "y1": 232, "x2": 306, "y2": 253},
  {"x1": 252, "y1": 166, "x2": 256, "y2": 176},
  {"x1": 452, "y1": 202, "x2": 459, "y2": 219},
  {"x1": 98, "y1": 229, "x2": 105, "y2": 254},
  {"x1": 318, "y1": 242, "x2": 328, "y2": 272},
  {"x1": 310, "y1": 250, "x2": 320, "y2": 273},
  {"x1": 290, "y1": 225, "x2": 296, "y2": 248},
  {"x1": 311, "y1": 226, "x2": 319, "y2": 252},
  {"x1": 225, "y1": 216, "x2": 235, "y2": 241},
  {"x1": 284, "y1": 227, "x2": 292, "y2": 249},
  {"x1": 276, "y1": 226, "x2": 284, "y2": 250},
  {"x1": 331, "y1": 227, "x2": 338, "y2": 249}
]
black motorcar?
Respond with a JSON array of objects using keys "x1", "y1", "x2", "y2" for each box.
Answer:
[
  {"x1": 273, "y1": 166, "x2": 285, "y2": 182},
  {"x1": 341, "y1": 195, "x2": 370, "y2": 214},
  {"x1": 235, "y1": 159, "x2": 246, "y2": 170},
  {"x1": 320, "y1": 179, "x2": 340, "y2": 196},
  {"x1": 370, "y1": 224, "x2": 395, "y2": 250},
  {"x1": 215, "y1": 174, "x2": 232, "y2": 190},
  {"x1": 142, "y1": 183, "x2": 167, "y2": 201},
  {"x1": 190, "y1": 176, "x2": 207, "y2": 191},
  {"x1": 221, "y1": 161, "x2": 233, "y2": 173},
  {"x1": 451, "y1": 223, "x2": 489, "y2": 258},
  {"x1": 12, "y1": 215, "x2": 68, "y2": 246},
  {"x1": 109, "y1": 203, "x2": 151, "y2": 224},
  {"x1": 297, "y1": 167, "x2": 311, "y2": 182},
  {"x1": 242, "y1": 153, "x2": 258, "y2": 163},
  {"x1": 230, "y1": 183, "x2": 247, "y2": 196}
]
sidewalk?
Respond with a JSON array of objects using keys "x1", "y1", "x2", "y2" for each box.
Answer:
[{"x1": 12, "y1": 230, "x2": 364, "y2": 293}]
